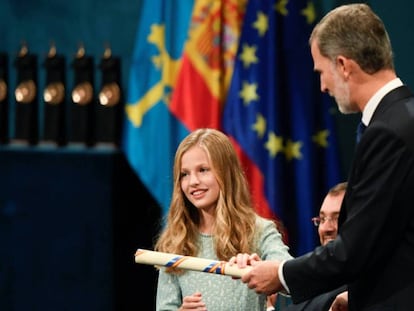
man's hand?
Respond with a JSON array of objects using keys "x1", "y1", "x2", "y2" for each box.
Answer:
[
  {"x1": 329, "y1": 291, "x2": 348, "y2": 311},
  {"x1": 241, "y1": 260, "x2": 283, "y2": 295}
]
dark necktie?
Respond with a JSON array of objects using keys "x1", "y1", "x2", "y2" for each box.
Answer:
[{"x1": 356, "y1": 121, "x2": 367, "y2": 144}]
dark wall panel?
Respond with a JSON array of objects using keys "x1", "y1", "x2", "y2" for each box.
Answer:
[{"x1": 0, "y1": 148, "x2": 160, "y2": 310}]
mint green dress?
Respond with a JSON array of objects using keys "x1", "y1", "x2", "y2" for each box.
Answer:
[{"x1": 156, "y1": 217, "x2": 292, "y2": 311}]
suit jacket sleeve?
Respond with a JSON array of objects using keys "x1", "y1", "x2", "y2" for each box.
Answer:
[{"x1": 283, "y1": 116, "x2": 414, "y2": 304}]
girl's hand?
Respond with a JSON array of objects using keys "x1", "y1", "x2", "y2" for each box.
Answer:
[{"x1": 180, "y1": 292, "x2": 207, "y2": 310}]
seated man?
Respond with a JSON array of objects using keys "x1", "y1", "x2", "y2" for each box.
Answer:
[{"x1": 280, "y1": 182, "x2": 348, "y2": 311}]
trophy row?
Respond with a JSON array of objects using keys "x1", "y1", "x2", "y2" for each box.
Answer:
[{"x1": 0, "y1": 44, "x2": 123, "y2": 147}]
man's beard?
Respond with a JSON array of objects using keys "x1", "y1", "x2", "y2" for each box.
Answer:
[
  {"x1": 333, "y1": 71, "x2": 353, "y2": 114},
  {"x1": 331, "y1": 66, "x2": 360, "y2": 114}
]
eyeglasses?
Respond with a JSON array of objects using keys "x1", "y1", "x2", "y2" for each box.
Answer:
[{"x1": 311, "y1": 215, "x2": 339, "y2": 227}]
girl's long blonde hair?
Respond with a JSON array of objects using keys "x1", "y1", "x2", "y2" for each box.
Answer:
[{"x1": 155, "y1": 128, "x2": 258, "y2": 266}]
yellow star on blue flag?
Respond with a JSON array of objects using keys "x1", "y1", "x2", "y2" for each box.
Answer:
[{"x1": 222, "y1": 0, "x2": 341, "y2": 256}]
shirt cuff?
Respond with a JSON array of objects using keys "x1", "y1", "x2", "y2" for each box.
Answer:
[{"x1": 278, "y1": 260, "x2": 290, "y2": 293}]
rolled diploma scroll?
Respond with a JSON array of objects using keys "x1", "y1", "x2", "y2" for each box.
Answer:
[{"x1": 134, "y1": 249, "x2": 252, "y2": 278}]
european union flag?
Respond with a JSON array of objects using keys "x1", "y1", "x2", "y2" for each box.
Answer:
[{"x1": 222, "y1": 0, "x2": 341, "y2": 256}]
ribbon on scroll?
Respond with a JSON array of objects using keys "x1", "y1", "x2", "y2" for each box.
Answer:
[{"x1": 134, "y1": 248, "x2": 252, "y2": 278}]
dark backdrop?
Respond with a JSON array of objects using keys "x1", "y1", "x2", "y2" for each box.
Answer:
[{"x1": 0, "y1": 147, "x2": 161, "y2": 310}]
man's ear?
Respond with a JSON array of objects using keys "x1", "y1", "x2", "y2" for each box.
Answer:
[
  {"x1": 335, "y1": 55, "x2": 351, "y2": 79},
  {"x1": 336, "y1": 55, "x2": 350, "y2": 79}
]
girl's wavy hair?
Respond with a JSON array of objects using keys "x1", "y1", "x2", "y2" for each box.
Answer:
[{"x1": 155, "y1": 128, "x2": 258, "y2": 273}]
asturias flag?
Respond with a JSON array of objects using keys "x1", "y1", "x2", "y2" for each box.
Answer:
[
  {"x1": 123, "y1": 1, "x2": 194, "y2": 217},
  {"x1": 222, "y1": 0, "x2": 341, "y2": 256}
]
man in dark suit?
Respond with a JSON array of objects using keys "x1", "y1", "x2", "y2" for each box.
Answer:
[{"x1": 238, "y1": 3, "x2": 414, "y2": 310}]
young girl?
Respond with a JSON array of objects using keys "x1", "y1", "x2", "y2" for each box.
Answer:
[{"x1": 155, "y1": 128, "x2": 291, "y2": 311}]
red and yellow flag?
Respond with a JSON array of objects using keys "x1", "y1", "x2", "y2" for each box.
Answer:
[{"x1": 170, "y1": 0, "x2": 247, "y2": 131}]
